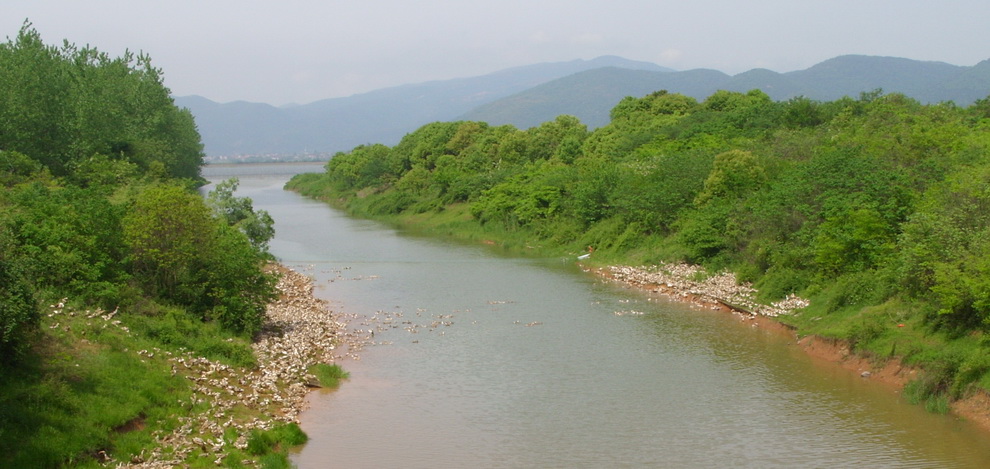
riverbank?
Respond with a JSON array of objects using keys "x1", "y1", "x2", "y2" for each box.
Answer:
[
  {"x1": 122, "y1": 265, "x2": 367, "y2": 468},
  {"x1": 596, "y1": 262, "x2": 990, "y2": 433}
]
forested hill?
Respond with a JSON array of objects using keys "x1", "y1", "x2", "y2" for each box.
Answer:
[
  {"x1": 462, "y1": 55, "x2": 990, "y2": 128},
  {"x1": 180, "y1": 55, "x2": 989, "y2": 158},
  {"x1": 175, "y1": 55, "x2": 668, "y2": 158},
  {"x1": 288, "y1": 89, "x2": 990, "y2": 412}
]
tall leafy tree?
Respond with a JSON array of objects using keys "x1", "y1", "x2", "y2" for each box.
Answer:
[
  {"x1": 0, "y1": 23, "x2": 204, "y2": 179},
  {"x1": 123, "y1": 184, "x2": 214, "y2": 301}
]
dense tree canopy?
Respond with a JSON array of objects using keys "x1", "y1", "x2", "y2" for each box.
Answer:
[
  {"x1": 0, "y1": 23, "x2": 203, "y2": 179},
  {"x1": 0, "y1": 25, "x2": 274, "y2": 360}
]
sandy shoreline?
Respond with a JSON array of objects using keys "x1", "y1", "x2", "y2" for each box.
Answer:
[{"x1": 594, "y1": 262, "x2": 990, "y2": 433}]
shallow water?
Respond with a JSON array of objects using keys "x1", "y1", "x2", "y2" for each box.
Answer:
[{"x1": 206, "y1": 164, "x2": 990, "y2": 468}]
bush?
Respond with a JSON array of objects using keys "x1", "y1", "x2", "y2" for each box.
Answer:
[
  {"x1": 246, "y1": 423, "x2": 308, "y2": 456},
  {"x1": 0, "y1": 231, "x2": 37, "y2": 364},
  {"x1": 309, "y1": 363, "x2": 349, "y2": 388},
  {"x1": 952, "y1": 350, "x2": 990, "y2": 397},
  {"x1": 821, "y1": 271, "x2": 890, "y2": 313},
  {"x1": 367, "y1": 191, "x2": 416, "y2": 215},
  {"x1": 754, "y1": 267, "x2": 813, "y2": 302}
]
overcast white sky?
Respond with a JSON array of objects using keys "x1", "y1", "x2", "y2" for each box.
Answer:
[{"x1": 4, "y1": 1, "x2": 989, "y2": 106}]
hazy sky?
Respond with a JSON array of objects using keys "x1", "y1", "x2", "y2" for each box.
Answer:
[{"x1": 4, "y1": 1, "x2": 989, "y2": 105}]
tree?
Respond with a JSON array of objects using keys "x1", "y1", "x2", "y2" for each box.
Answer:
[
  {"x1": 123, "y1": 183, "x2": 277, "y2": 334},
  {"x1": 695, "y1": 150, "x2": 767, "y2": 205},
  {"x1": 202, "y1": 224, "x2": 277, "y2": 335},
  {"x1": 896, "y1": 164, "x2": 990, "y2": 328},
  {"x1": 0, "y1": 24, "x2": 72, "y2": 173},
  {"x1": 0, "y1": 24, "x2": 204, "y2": 180},
  {"x1": 123, "y1": 184, "x2": 214, "y2": 301},
  {"x1": 4, "y1": 181, "x2": 127, "y2": 303},
  {"x1": 207, "y1": 178, "x2": 275, "y2": 252}
]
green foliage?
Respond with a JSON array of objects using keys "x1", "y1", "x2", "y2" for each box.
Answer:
[
  {"x1": 292, "y1": 87, "x2": 990, "y2": 408},
  {"x1": 309, "y1": 363, "x2": 349, "y2": 388},
  {"x1": 366, "y1": 190, "x2": 418, "y2": 215},
  {"x1": 471, "y1": 166, "x2": 566, "y2": 228},
  {"x1": 973, "y1": 94, "x2": 990, "y2": 119},
  {"x1": 0, "y1": 225, "x2": 38, "y2": 362},
  {"x1": 929, "y1": 239, "x2": 990, "y2": 328},
  {"x1": 246, "y1": 422, "x2": 308, "y2": 456},
  {"x1": 782, "y1": 96, "x2": 827, "y2": 128},
  {"x1": 0, "y1": 23, "x2": 203, "y2": 179},
  {"x1": 0, "y1": 150, "x2": 45, "y2": 186},
  {"x1": 207, "y1": 178, "x2": 276, "y2": 252},
  {"x1": 819, "y1": 271, "x2": 892, "y2": 314},
  {"x1": 0, "y1": 24, "x2": 296, "y2": 467},
  {"x1": 813, "y1": 206, "x2": 894, "y2": 276},
  {"x1": 123, "y1": 184, "x2": 215, "y2": 300},
  {"x1": 904, "y1": 361, "x2": 957, "y2": 414},
  {"x1": 323, "y1": 144, "x2": 392, "y2": 190},
  {"x1": 694, "y1": 149, "x2": 766, "y2": 205},
  {"x1": 609, "y1": 150, "x2": 712, "y2": 233},
  {"x1": 203, "y1": 224, "x2": 278, "y2": 336},
  {"x1": 897, "y1": 164, "x2": 990, "y2": 330},
  {"x1": 753, "y1": 267, "x2": 813, "y2": 301},
  {"x1": 568, "y1": 157, "x2": 619, "y2": 225},
  {"x1": 676, "y1": 203, "x2": 734, "y2": 262},
  {"x1": 122, "y1": 183, "x2": 277, "y2": 336},
  {"x1": 5, "y1": 182, "x2": 128, "y2": 304}
]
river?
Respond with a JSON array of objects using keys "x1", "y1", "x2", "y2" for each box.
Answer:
[{"x1": 205, "y1": 163, "x2": 990, "y2": 468}]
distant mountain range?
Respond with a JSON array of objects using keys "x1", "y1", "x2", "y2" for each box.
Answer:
[
  {"x1": 176, "y1": 56, "x2": 668, "y2": 158},
  {"x1": 176, "y1": 55, "x2": 990, "y2": 158},
  {"x1": 463, "y1": 56, "x2": 990, "y2": 129}
]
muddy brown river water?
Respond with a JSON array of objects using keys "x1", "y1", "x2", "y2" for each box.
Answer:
[{"x1": 205, "y1": 163, "x2": 990, "y2": 468}]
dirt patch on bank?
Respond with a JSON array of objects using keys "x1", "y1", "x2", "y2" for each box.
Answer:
[
  {"x1": 795, "y1": 335, "x2": 918, "y2": 388},
  {"x1": 952, "y1": 391, "x2": 990, "y2": 432}
]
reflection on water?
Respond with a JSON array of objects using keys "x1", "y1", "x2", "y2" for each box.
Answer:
[{"x1": 208, "y1": 164, "x2": 990, "y2": 468}]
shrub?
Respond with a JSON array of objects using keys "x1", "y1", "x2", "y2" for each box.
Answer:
[
  {"x1": 0, "y1": 231, "x2": 37, "y2": 363},
  {"x1": 309, "y1": 363, "x2": 349, "y2": 388},
  {"x1": 246, "y1": 423, "x2": 308, "y2": 456}
]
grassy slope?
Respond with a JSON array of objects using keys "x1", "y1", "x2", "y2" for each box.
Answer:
[{"x1": 0, "y1": 298, "x2": 306, "y2": 468}]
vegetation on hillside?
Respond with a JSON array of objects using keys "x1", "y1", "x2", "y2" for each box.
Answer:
[
  {"x1": 0, "y1": 24, "x2": 293, "y2": 467},
  {"x1": 289, "y1": 87, "x2": 990, "y2": 412}
]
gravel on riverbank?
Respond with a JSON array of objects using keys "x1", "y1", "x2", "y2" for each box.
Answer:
[
  {"x1": 602, "y1": 263, "x2": 809, "y2": 317},
  {"x1": 123, "y1": 265, "x2": 368, "y2": 468}
]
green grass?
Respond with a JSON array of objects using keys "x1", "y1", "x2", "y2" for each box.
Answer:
[
  {"x1": 246, "y1": 422, "x2": 308, "y2": 456},
  {"x1": 125, "y1": 305, "x2": 257, "y2": 368},
  {"x1": 309, "y1": 363, "x2": 349, "y2": 388},
  {"x1": 0, "y1": 308, "x2": 191, "y2": 467},
  {"x1": 0, "y1": 298, "x2": 308, "y2": 467}
]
